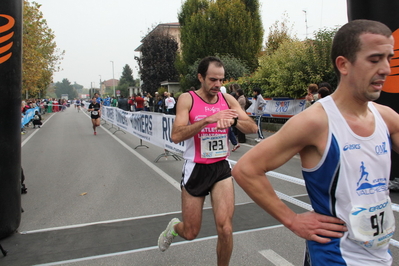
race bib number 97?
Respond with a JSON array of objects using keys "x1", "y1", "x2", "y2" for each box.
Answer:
[
  {"x1": 349, "y1": 198, "x2": 395, "y2": 249},
  {"x1": 200, "y1": 134, "x2": 228, "y2": 158}
]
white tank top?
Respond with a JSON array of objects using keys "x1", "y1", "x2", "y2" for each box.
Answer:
[{"x1": 302, "y1": 96, "x2": 395, "y2": 265}]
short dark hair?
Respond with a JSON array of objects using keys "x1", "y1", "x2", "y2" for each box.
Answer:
[
  {"x1": 197, "y1": 56, "x2": 224, "y2": 78},
  {"x1": 318, "y1": 82, "x2": 333, "y2": 93},
  {"x1": 331, "y1": 19, "x2": 392, "y2": 78},
  {"x1": 253, "y1": 87, "x2": 261, "y2": 94},
  {"x1": 318, "y1": 87, "x2": 330, "y2": 98},
  {"x1": 237, "y1": 89, "x2": 244, "y2": 96}
]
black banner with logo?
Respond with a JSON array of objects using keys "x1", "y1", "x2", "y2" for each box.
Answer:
[
  {"x1": 0, "y1": 0, "x2": 22, "y2": 239},
  {"x1": 347, "y1": 0, "x2": 399, "y2": 179}
]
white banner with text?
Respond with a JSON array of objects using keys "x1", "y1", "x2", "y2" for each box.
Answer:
[{"x1": 101, "y1": 106, "x2": 186, "y2": 155}]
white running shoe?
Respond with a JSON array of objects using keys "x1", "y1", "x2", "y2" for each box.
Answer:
[
  {"x1": 232, "y1": 144, "x2": 240, "y2": 152},
  {"x1": 158, "y1": 218, "x2": 180, "y2": 252}
]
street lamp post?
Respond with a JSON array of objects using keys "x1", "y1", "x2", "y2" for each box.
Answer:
[{"x1": 110, "y1": 61, "x2": 115, "y2": 97}]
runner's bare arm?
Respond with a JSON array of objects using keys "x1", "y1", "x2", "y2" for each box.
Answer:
[{"x1": 233, "y1": 109, "x2": 347, "y2": 243}]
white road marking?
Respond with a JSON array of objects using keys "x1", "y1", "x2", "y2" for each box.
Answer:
[{"x1": 259, "y1": 249, "x2": 294, "y2": 266}]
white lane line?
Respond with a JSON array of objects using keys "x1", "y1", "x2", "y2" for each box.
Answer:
[
  {"x1": 21, "y1": 113, "x2": 57, "y2": 147},
  {"x1": 21, "y1": 202, "x2": 256, "y2": 234},
  {"x1": 32, "y1": 224, "x2": 285, "y2": 266},
  {"x1": 259, "y1": 249, "x2": 294, "y2": 266},
  {"x1": 20, "y1": 210, "x2": 183, "y2": 234}
]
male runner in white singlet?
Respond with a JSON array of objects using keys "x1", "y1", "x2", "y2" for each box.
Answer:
[
  {"x1": 233, "y1": 20, "x2": 399, "y2": 265},
  {"x1": 157, "y1": 56, "x2": 257, "y2": 266}
]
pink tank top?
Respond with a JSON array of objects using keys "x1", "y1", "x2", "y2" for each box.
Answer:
[{"x1": 184, "y1": 91, "x2": 230, "y2": 164}]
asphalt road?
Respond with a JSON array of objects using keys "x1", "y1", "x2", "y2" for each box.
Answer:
[{"x1": 1, "y1": 105, "x2": 398, "y2": 266}]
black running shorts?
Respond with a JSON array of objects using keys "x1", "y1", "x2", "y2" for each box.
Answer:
[{"x1": 181, "y1": 159, "x2": 232, "y2": 197}]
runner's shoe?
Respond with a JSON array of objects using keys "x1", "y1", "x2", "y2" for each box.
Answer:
[
  {"x1": 232, "y1": 144, "x2": 240, "y2": 152},
  {"x1": 94, "y1": 131, "x2": 96, "y2": 135},
  {"x1": 158, "y1": 218, "x2": 180, "y2": 252}
]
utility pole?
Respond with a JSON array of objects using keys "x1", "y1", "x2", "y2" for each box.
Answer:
[
  {"x1": 110, "y1": 61, "x2": 115, "y2": 97},
  {"x1": 303, "y1": 10, "x2": 309, "y2": 39}
]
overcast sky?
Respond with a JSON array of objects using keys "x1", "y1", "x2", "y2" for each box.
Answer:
[{"x1": 32, "y1": 0, "x2": 348, "y2": 89}]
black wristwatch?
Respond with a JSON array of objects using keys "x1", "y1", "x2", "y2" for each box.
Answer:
[{"x1": 232, "y1": 117, "x2": 238, "y2": 127}]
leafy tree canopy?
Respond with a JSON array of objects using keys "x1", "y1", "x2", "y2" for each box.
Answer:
[
  {"x1": 54, "y1": 78, "x2": 77, "y2": 99},
  {"x1": 178, "y1": 0, "x2": 263, "y2": 74},
  {"x1": 135, "y1": 32, "x2": 179, "y2": 95},
  {"x1": 247, "y1": 26, "x2": 338, "y2": 98},
  {"x1": 23, "y1": 0, "x2": 64, "y2": 99}
]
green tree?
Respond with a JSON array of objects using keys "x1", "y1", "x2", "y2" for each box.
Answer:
[
  {"x1": 54, "y1": 78, "x2": 77, "y2": 99},
  {"x1": 135, "y1": 32, "x2": 179, "y2": 95},
  {"x1": 304, "y1": 27, "x2": 338, "y2": 89},
  {"x1": 178, "y1": 0, "x2": 263, "y2": 74},
  {"x1": 23, "y1": 1, "x2": 64, "y2": 98},
  {"x1": 247, "y1": 27, "x2": 338, "y2": 98},
  {"x1": 265, "y1": 14, "x2": 295, "y2": 55},
  {"x1": 117, "y1": 64, "x2": 135, "y2": 96},
  {"x1": 254, "y1": 39, "x2": 309, "y2": 98}
]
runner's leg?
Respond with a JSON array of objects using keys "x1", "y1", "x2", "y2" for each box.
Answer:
[
  {"x1": 174, "y1": 188, "x2": 205, "y2": 240},
  {"x1": 210, "y1": 177, "x2": 234, "y2": 266}
]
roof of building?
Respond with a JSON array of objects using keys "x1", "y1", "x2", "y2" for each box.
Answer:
[
  {"x1": 135, "y1": 22, "x2": 180, "y2": 52},
  {"x1": 103, "y1": 79, "x2": 119, "y2": 87}
]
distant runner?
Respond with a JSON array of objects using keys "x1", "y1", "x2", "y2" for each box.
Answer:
[{"x1": 88, "y1": 97, "x2": 101, "y2": 135}]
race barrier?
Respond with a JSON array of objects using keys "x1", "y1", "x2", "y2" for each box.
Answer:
[{"x1": 100, "y1": 106, "x2": 186, "y2": 156}]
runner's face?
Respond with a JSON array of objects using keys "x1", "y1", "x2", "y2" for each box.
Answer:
[
  {"x1": 346, "y1": 33, "x2": 394, "y2": 101},
  {"x1": 198, "y1": 63, "x2": 225, "y2": 97}
]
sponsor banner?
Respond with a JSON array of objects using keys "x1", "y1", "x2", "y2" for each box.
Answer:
[
  {"x1": 101, "y1": 107, "x2": 186, "y2": 155},
  {"x1": 246, "y1": 97, "x2": 306, "y2": 117}
]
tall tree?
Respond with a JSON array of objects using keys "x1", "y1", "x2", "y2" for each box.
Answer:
[
  {"x1": 135, "y1": 32, "x2": 179, "y2": 94},
  {"x1": 116, "y1": 64, "x2": 135, "y2": 96},
  {"x1": 178, "y1": 0, "x2": 263, "y2": 73},
  {"x1": 23, "y1": 1, "x2": 64, "y2": 98},
  {"x1": 54, "y1": 78, "x2": 77, "y2": 99}
]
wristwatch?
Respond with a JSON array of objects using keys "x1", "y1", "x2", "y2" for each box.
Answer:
[{"x1": 232, "y1": 117, "x2": 238, "y2": 127}]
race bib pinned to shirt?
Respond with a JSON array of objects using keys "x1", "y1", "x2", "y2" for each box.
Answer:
[
  {"x1": 200, "y1": 134, "x2": 228, "y2": 158},
  {"x1": 349, "y1": 198, "x2": 395, "y2": 249}
]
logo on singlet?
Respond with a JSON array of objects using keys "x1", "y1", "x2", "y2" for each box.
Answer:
[
  {"x1": 356, "y1": 161, "x2": 388, "y2": 196},
  {"x1": 343, "y1": 143, "x2": 361, "y2": 151},
  {"x1": 204, "y1": 106, "x2": 221, "y2": 113},
  {"x1": 375, "y1": 142, "x2": 388, "y2": 155}
]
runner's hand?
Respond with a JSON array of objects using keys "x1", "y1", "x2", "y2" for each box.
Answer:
[
  {"x1": 207, "y1": 109, "x2": 237, "y2": 129},
  {"x1": 288, "y1": 211, "x2": 347, "y2": 244}
]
